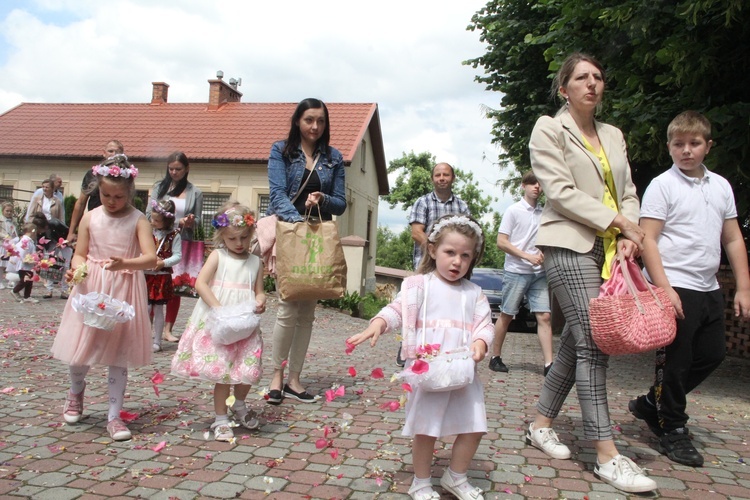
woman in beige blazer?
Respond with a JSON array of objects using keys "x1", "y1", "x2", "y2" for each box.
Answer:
[
  {"x1": 524, "y1": 53, "x2": 656, "y2": 494},
  {"x1": 27, "y1": 179, "x2": 63, "y2": 222}
]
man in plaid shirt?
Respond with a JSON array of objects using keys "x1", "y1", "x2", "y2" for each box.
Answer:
[{"x1": 409, "y1": 162, "x2": 469, "y2": 270}]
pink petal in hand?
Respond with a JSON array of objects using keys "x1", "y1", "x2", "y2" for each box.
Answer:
[{"x1": 345, "y1": 341, "x2": 356, "y2": 355}]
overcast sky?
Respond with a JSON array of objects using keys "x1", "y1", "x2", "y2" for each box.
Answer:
[{"x1": 0, "y1": 0, "x2": 520, "y2": 231}]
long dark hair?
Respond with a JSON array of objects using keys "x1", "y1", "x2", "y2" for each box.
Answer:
[
  {"x1": 155, "y1": 151, "x2": 190, "y2": 200},
  {"x1": 282, "y1": 98, "x2": 331, "y2": 159}
]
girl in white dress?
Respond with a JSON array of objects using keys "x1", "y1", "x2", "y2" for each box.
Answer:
[
  {"x1": 171, "y1": 203, "x2": 266, "y2": 442},
  {"x1": 348, "y1": 215, "x2": 494, "y2": 500}
]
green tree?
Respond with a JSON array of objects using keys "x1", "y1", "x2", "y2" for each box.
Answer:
[
  {"x1": 466, "y1": 0, "x2": 750, "y2": 230},
  {"x1": 376, "y1": 225, "x2": 414, "y2": 270},
  {"x1": 381, "y1": 151, "x2": 502, "y2": 269}
]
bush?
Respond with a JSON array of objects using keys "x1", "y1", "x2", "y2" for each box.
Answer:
[
  {"x1": 320, "y1": 290, "x2": 362, "y2": 317},
  {"x1": 361, "y1": 292, "x2": 389, "y2": 320},
  {"x1": 263, "y1": 275, "x2": 275, "y2": 294}
]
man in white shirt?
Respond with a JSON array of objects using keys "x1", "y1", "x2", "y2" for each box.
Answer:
[{"x1": 489, "y1": 172, "x2": 553, "y2": 374}]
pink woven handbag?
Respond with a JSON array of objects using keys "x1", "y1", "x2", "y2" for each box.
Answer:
[{"x1": 589, "y1": 254, "x2": 676, "y2": 355}]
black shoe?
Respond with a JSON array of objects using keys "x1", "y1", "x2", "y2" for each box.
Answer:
[
  {"x1": 658, "y1": 427, "x2": 704, "y2": 467},
  {"x1": 266, "y1": 389, "x2": 283, "y2": 405},
  {"x1": 283, "y1": 384, "x2": 318, "y2": 402},
  {"x1": 396, "y1": 346, "x2": 405, "y2": 367},
  {"x1": 543, "y1": 362, "x2": 553, "y2": 377},
  {"x1": 488, "y1": 356, "x2": 508, "y2": 372},
  {"x1": 629, "y1": 396, "x2": 663, "y2": 436}
]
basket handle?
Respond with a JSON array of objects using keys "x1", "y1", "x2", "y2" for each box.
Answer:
[{"x1": 616, "y1": 253, "x2": 664, "y2": 314}]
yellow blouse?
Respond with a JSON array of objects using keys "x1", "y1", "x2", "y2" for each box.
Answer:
[{"x1": 582, "y1": 135, "x2": 620, "y2": 279}]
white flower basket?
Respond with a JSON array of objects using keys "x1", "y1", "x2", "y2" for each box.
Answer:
[{"x1": 71, "y1": 269, "x2": 135, "y2": 331}]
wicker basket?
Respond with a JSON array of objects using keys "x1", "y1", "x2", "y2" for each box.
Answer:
[{"x1": 589, "y1": 255, "x2": 676, "y2": 355}]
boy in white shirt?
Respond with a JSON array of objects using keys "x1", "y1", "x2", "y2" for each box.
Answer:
[
  {"x1": 488, "y1": 171, "x2": 553, "y2": 374},
  {"x1": 630, "y1": 111, "x2": 750, "y2": 467}
]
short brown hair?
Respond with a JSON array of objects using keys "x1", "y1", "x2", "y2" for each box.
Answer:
[
  {"x1": 551, "y1": 52, "x2": 606, "y2": 102},
  {"x1": 667, "y1": 110, "x2": 712, "y2": 142},
  {"x1": 521, "y1": 171, "x2": 538, "y2": 185}
]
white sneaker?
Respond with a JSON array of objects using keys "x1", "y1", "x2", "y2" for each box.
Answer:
[
  {"x1": 24, "y1": 297, "x2": 39, "y2": 304},
  {"x1": 525, "y1": 423, "x2": 572, "y2": 459},
  {"x1": 10, "y1": 290, "x2": 23, "y2": 302},
  {"x1": 595, "y1": 454, "x2": 657, "y2": 493}
]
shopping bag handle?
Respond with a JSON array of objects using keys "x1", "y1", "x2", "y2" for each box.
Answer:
[
  {"x1": 303, "y1": 204, "x2": 324, "y2": 223},
  {"x1": 616, "y1": 253, "x2": 664, "y2": 314}
]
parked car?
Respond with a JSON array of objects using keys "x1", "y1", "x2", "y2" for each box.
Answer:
[{"x1": 468, "y1": 267, "x2": 538, "y2": 333}]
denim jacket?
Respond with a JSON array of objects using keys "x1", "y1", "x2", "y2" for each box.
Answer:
[{"x1": 267, "y1": 140, "x2": 347, "y2": 222}]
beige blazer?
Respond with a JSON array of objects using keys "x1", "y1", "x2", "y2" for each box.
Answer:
[
  {"x1": 27, "y1": 194, "x2": 63, "y2": 222},
  {"x1": 529, "y1": 109, "x2": 640, "y2": 254}
]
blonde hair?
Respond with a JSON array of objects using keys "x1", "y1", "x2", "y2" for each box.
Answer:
[
  {"x1": 22, "y1": 222, "x2": 37, "y2": 236},
  {"x1": 667, "y1": 110, "x2": 712, "y2": 142},
  {"x1": 212, "y1": 201, "x2": 256, "y2": 249},
  {"x1": 416, "y1": 214, "x2": 485, "y2": 279}
]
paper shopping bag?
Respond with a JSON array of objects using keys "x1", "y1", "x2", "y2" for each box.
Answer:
[{"x1": 274, "y1": 219, "x2": 347, "y2": 301}]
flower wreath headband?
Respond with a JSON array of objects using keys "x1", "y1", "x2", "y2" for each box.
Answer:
[
  {"x1": 427, "y1": 215, "x2": 484, "y2": 249},
  {"x1": 212, "y1": 209, "x2": 256, "y2": 229},
  {"x1": 150, "y1": 200, "x2": 175, "y2": 219},
  {"x1": 91, "y1": 154, "x2": 139, "y2": 179}
]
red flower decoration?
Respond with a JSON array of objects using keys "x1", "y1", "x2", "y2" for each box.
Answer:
[{"x1": 97, "y1": 302, "x2": 106, "y2": 310}]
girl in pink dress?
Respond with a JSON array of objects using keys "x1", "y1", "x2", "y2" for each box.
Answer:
[
  {"x1": 51, "y1": 154, "x2": 157, "y2": 442},
  {"x1": 171, "y1": 203, "x2": 267, "y2": 442},
  {"x1": 348, "y1": 215, "x2": 494, "y2": 500}
]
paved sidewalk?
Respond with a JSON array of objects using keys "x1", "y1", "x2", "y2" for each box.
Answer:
[{"x1": 0, "y1": 291, "x2": 749, "y2": 499}]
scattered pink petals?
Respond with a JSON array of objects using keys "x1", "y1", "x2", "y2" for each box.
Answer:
[
  {"x1": 401, "y1": 383, "x2": 412, "y2": 393},
  {"x1": 330, "y1": 448, "x2": 339, "y2": 459},
  {"x1": 151, "y1": 441, "x2": 167, "y2": 452},
  {"x1": 1, "y1": 387, "x2": 15, "y2": 394},
  {"x1": 370, "y1": 368, "x2": 384, "y2": 379},
  {"x1": 151, "y1": 370, "x2": 164, "y2": 397},
  {"x1": 348, "y1": 366, "x2": 357, "y2": 377},
  {"x1": 345, "y1": 341, "x2": 356, "y2": 355},
  {"x1": 336, "y1": 473, "x2": 344, "y2": 479},
  {"x1": 524, "y1": 475, "x2": 531, "y2": 482},
  {"x1": 119, "y1": 410, "x2": 139, "y2": 423},
  {"x1": 375, "y1": 476, "x2": 383, "y2": 486},
  {"x1": 324, "y1": 426, "x2": 331, "y2": 438},
  {"x1": 504, "y1": 488, "x2": 512, "y2": 494},
  {"x1": 411, "y1": 359, "x2": 429, "y2": 374},
  {"x1": 150, "y1": 371, "x2": 164, "y2": 384},
  {"x1": 315, "y1": 438, "x2": 328, "y2": 449},
  {"x1": 325, "y1": 385, "x2": 345, "y2": 402},
  {"x1": 281, "y1": 360, "x2": 288, "y2": 368},
  {"x1": 379, "y1": 400, "x2": 401, "y2": 412}
]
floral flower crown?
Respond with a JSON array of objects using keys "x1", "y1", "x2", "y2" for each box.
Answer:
[
  {"x1": 428, "y1": 215, "x2": 484, "y2": 247},
  {"x1": 150, "y1": 200, "x2": 175, "y2": 219},
  {"x1": 92, "y1": 154, "x2": 138, "y2": 179},
  {"x1": 211, "y1": 210, "x2": 256, "y2": 229}
]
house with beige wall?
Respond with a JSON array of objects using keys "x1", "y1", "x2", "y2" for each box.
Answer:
[{"x1": 0, "y1": 77, "x2": 389, "y2": 294}]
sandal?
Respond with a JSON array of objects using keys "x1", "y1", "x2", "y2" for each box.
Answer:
[
  {"x1": 440, "y1": 470, "x2": 484, "y2": 500},
  {"x1": 163, "y1": 333, "x2": 179, "y2": 342},
  {"x1": 407, "y1": 484, "x2": 440, "y2": 500},
  {"x1": 211, "y1": 422, "x2": 234, "y2": 442}
]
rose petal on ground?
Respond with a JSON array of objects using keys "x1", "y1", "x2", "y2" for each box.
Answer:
[
  {"x1": 151, "y1": 441, "x2": 167, "y2": 452},
  {"x1": 370, "y1": 368, "x2": 384, "y2": 379},
  {"x1": 348, "y1": 366, "x2": 356, "y2": 377}
]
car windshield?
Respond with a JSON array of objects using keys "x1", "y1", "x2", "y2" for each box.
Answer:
[{"x1": 469, "y1": 271, "x2": 503, "y2": 290}]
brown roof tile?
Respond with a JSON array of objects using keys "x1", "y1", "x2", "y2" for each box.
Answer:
[{"x1": 0, "y1": 102, "x2": 381, "y2": 164}]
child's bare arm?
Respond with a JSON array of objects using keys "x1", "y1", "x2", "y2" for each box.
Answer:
[
  {"x1": 253, "y1": 264, "x2": 267, "y2": 313},
  {"x1": 347, "y1": 318, "x2": 387, "y2": 347},
  {"x1": 721, "y1": 218, "x2": 750, "y2": 320},
  {"x1": 640, "y1": 217, "x2": 685, "y2": 319},
  {"x1": 194, "y1": 251, "x2": 221, "y2": 308}
]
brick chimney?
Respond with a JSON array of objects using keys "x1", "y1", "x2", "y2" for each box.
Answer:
[
  {"x1": 151, "y1": 82, "x2": 169, "y2": 105},
  {"x1": 207, "y1": 72, "x2": 242, "y2": 111}
]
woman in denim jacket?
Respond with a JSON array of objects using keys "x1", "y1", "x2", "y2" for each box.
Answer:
[{"x1": 266, "y1": 98, "x2": 346, "y2": 404}]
